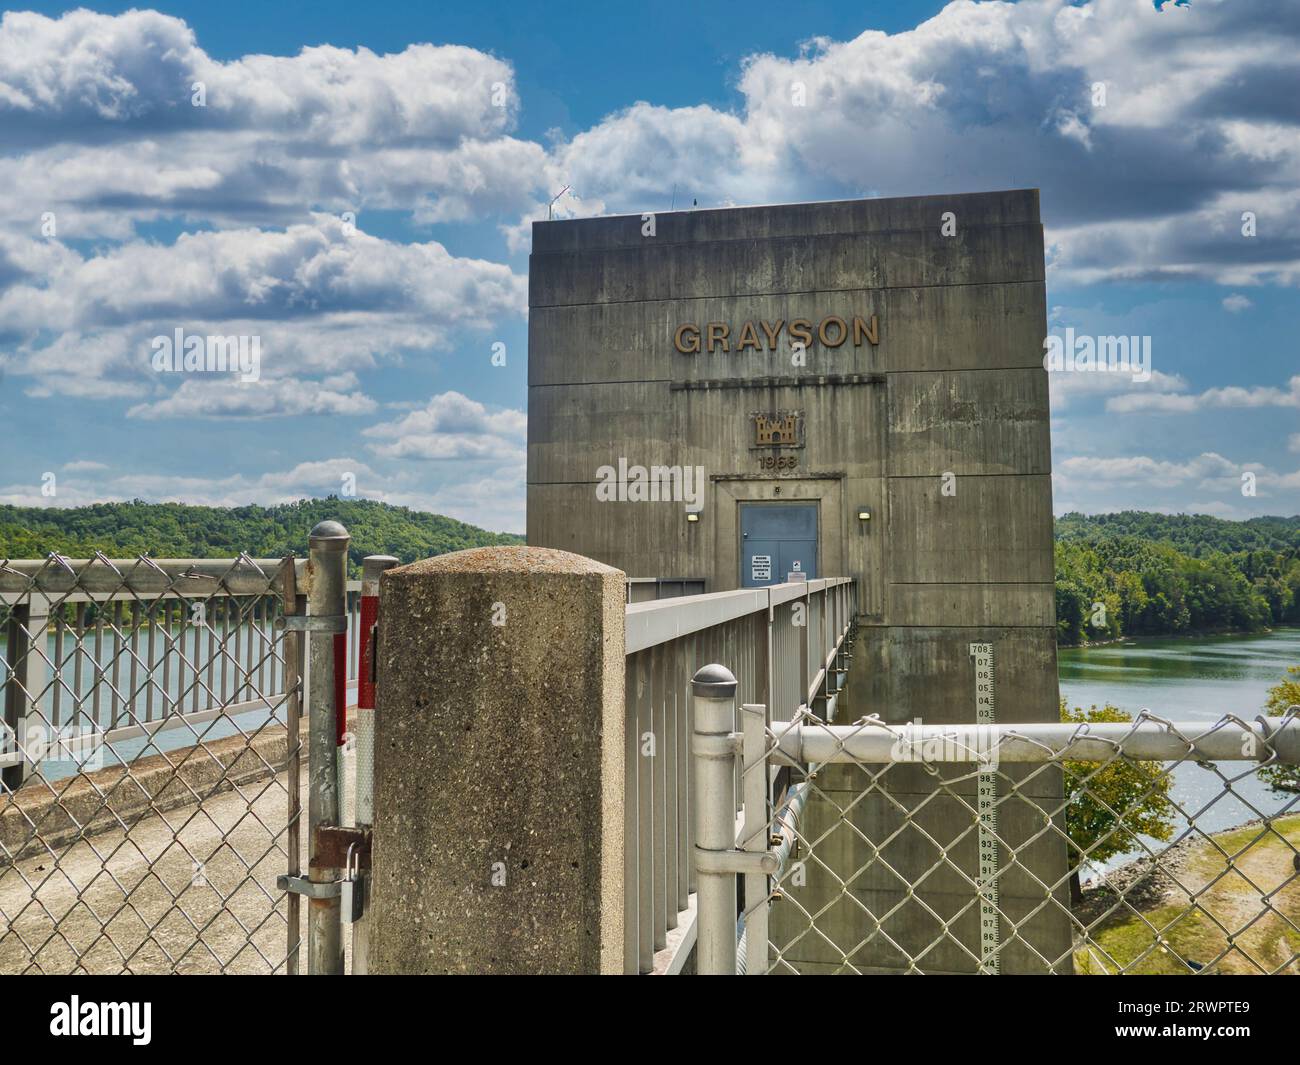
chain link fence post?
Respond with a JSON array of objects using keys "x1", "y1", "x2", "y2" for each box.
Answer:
[
  {"x1": 352, "y1": 554, "x2": 397, "y2": 975},
  {"x1": 307, "y1": 520, "x2": 350, "y2": 975},
  {"x1": 279, "y1": 558, "x2": 306, "y2": 975},
  {"x1": 692, "y1": 663, "x2": 739, "y2": 975}
]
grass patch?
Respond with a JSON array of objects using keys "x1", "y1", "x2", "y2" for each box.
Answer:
[{"x1": 1075, "y1": 814, "x2": 1300, "y2": 975}]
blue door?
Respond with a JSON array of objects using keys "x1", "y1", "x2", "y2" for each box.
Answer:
[{"x1": 740, "y1": 504, "x2": 818, "y2": 587}]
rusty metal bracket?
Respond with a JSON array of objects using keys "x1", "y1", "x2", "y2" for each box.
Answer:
[{"x1": 313, "y1": 825, "x2": 372, "y2": 870}]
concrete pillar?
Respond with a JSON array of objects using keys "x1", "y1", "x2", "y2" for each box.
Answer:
[{"x1": 368, "y1": 546, "x2": 627, "y2": 974}]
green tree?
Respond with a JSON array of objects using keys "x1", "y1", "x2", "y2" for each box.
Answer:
[
  {"x1": 1259, "y1": 666, "x2": 1300, "y2": 794},
  {"x1": 1060, "y1": 700, "x2": 1176, "y2": 903}
]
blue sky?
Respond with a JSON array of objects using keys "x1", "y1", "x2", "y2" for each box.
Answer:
[{"x1": 0, "y1": 0, "x2": 1296, "y2": 533}]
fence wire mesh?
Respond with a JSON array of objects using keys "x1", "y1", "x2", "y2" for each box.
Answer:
[
  {"x1": 745, "y1": 708, "x2": 1300, "y2": 975},
  {"x1": 0, "y1": 553, "x2": 304, "y2": 974}
]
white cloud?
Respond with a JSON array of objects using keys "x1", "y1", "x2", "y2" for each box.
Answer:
[
  {"x1": 0, "y1": 10, "x2": 549, "y2": 234},
  {"x1": 362, "y1": 390, "x2": 526, "y2": 462},
  {"x1": 3, "y1": 3, "x2": 1298, "y2": 288},
  {"x1": 386, "y1": 463, "x2": 525, "y2": 534},
  {"x1": 0, "y1": 457, "x2": 388, "y2": 509},
  {"x1": 1052, "y1": 449, "x2": 1300, "y2": 515},
  {"x1": 1056, "y1": 451, "x2": 1249, "y2": 488},
  {"x1": 0, "y1": 454, "x2": 525, "y2": 532},
  {"x1": 127, "y1": 373, "x2": 378, "y2": 420},
  {"x1": 2, "y1": 4, "x2": 1298, "y2": 530},
  {"x1": 527, "y1": 0, "x2": 1300, "y2": 286},
  {"x1": 1048, "y1": 367, "x2": 1187, "y2": 410},
  {"x1": 1222, "y1": 293, "x2": 1254, "y2": 313},
  {"x1": 1106, "y1": 375, "x2": 1300, "y2": 414},
  {"x1": 2, "y1": 217, "x2": 527, "y2": 407}
]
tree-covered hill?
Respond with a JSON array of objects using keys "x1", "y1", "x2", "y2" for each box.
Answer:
[
  {"x1": 1054, "y1": 512, "x2": 1300, "y2": 645},
  {"x1": 1055, "y1": 511, "x2": 1300, "y2": 556},
  {"x1": 0, "y1": 499, "x2": 523, "y2": 576}
]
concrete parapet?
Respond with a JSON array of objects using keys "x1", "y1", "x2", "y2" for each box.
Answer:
[{"x1": 368, "y1": 546, "x2": 627, "y2": 974}]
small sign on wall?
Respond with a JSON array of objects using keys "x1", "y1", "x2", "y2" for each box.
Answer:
[{"x1": 752, "y1": 555, "x2": 772, "y2": 581}]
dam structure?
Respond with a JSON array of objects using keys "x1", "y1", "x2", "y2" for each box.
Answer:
[{"x1": 525, "y1": 189, "x2": 1072, "y2": 972}]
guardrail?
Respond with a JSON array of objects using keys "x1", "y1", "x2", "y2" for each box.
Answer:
[
  {"x1": 621, "y1": 577, "x2": 856, "y2": 973},
  {"x1": 0, "y1": 557, "x2": 367, "y2": 778}
]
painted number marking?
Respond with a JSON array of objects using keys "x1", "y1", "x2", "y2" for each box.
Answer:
[{"x1": 969, "y1": 641, "x2": 1000, "y2": 975}]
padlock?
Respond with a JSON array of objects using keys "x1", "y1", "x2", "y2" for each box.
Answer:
[{"x1": 340, "y1": 842, "x2": 365, "y2": 924}]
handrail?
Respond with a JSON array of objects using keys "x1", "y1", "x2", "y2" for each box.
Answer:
[{"x1": 625, "y1": 577, "x2": 853, "y2": 654}]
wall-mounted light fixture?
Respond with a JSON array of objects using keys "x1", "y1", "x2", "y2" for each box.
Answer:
[
  {"x1": 857, "y1": 506, "x2": 872, "y2": 527},
  {"x1": 686, "y1": 511, "x2": 700, "y2": 524}
]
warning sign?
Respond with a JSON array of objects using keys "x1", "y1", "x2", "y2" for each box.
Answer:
[{"x1": 751, "y1": 555, "x2": 771, "y2": 581}]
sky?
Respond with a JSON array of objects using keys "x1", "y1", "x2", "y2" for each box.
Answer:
[{"x1": 0, "y1": 0, "x2": 1296, "y2": 535}]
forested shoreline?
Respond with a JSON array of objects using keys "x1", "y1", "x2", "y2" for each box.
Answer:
[
  {"x1": 2, "y1": 502, "x2": 1298, "y2": 645},
  {"x1": 1055, "y1": 512, "x2": 1300, "y2": 646}
]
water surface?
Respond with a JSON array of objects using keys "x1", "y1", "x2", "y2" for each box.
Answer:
[{"x1": 1059, "y1": 628, "x2": 1300, "y2": 868}]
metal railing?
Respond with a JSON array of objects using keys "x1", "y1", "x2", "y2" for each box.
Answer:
[
  {"x1": 690, "y1": 681, "x2": 1300, "y2": 975},
  {"x1": 621, "y1": 577, "x2": 856, "y2": 973},
  {"x1": 0, "y1": 558, "x2": 367, "y2": 775}
]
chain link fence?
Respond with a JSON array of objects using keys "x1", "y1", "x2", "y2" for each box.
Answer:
[
  {"x1": 692, "y1": 668, "x2": 1300, "y2": 975},
  {"x1": 0, "y1": 554, "x2": 306, "y2": 974}
]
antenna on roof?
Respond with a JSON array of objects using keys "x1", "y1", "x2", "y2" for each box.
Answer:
[{"x1": 548, "y1": 185, "x2": 572, "y2": 220}]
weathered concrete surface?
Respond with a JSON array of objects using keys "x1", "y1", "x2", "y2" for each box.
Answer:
[{"x1": 369, "y1": 546, "x2": 626, "y2": 974}]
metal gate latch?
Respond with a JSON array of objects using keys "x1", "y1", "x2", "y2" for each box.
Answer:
[
  {"x1": 276, "y1": 875, "x2": 341, "y2": 899},
  {"x1": 340, "y1": 843, "x2": 365, "y2": 924},
  {"x1": 276, "y1": 842, "x2": 365, "y2": 921}
]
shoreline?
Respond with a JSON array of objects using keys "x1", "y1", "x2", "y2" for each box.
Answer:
[
  {"x1": 1059, "y1": 623, "x2": 1297, "y2": 651},
  {"x1": 1073, "y1": 809, "x2": 1300, "y2": 922}
]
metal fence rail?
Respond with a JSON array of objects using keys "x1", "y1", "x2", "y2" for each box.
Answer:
[
  {"x1": 692, "y1": 690, "x2": 1300, "y2": 975},
  {"x1": 621, "y1": 577, "x2": 856, "y2": 973},
  {"x1": 0, "y1": 553, "x2": 309, "y2": 974}
]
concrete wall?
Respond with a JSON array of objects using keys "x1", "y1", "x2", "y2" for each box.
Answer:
[{"x1": 526, "y1": 191, "x2": 1068, "y2": 972}]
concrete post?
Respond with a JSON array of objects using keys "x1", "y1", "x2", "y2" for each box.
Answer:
[
  {"x1": 368, "y1": 546, "x2": 626, "y2": 974},
  {"x1": 692, "y1": 663, "x2": 739, "y2": 976},
  {"x1": 306, "y1": 519, "x2": 349, "y2": 975}
]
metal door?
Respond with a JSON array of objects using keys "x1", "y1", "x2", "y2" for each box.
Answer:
[{"x1": 740, "y1": 503, "x2": 818, "y2": 587}]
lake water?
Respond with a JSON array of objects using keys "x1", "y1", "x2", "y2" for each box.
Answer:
[{"x1": 1058, "y1": 627, "x2": 1300, "y2": 867}]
